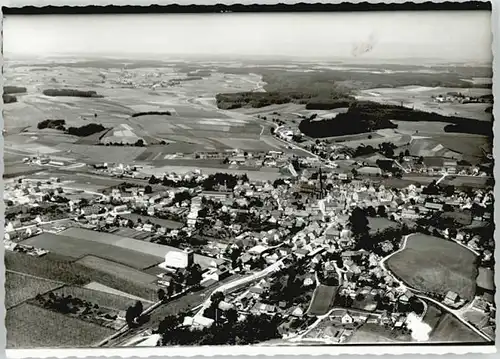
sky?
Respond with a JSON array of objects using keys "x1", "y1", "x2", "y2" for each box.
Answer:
[{"x1": 2, "y1": 11, "x2": 493, "y2": 63}]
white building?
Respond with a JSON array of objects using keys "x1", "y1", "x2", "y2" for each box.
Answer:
[{"x1": 159, "y1": 248, "x2": 194, "y2": 270}]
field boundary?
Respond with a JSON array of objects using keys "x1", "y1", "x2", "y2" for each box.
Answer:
[{"x1": 6, "y1": 269, "x2": 67, "y2": 311}]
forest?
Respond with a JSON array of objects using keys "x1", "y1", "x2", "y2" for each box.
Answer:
[{"x1": 298, "y1": 101, "x2": 493, "y2": 138}]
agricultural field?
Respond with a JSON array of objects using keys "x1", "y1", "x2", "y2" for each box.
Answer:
[
  {"x1": 76, "y1": 255, "x2": 158, "y2": 285},
  {"x1": 6, "y1": 303, "x2": 114, "y2": 348},
  {"x1": 355, "y1": 86, "x2": 492, "y2": 122},
  {"x1": 307, "y1": 285, "x2": 338, "y2": 316},
  {"x1": 51, "y1": 285, "x2": 150, "y2": 311},
  {"x1": 5, "y1": 271, "x2": 64, "y2": 309},
  {"x1": 59, "y1": 227, "x2": 225, "y2": 270},
  {"x1": 84, "y1": 282, "x2": 155, "y2": 303},
  {"x1": 21, "y1": 232, "x2": 162, "y2": 269},
  {"x1": 429, "y1": 313, "x2": 487, "y2": 343},
  {"x1": 5, "y1": 251, "x2": 159, "y2": 300},
  {"x1": 386, "y1": 234, "x2": 478, "y2": 300},
  {"x1": 3, "y1": 64, "x2": 278, "y2": 171}
]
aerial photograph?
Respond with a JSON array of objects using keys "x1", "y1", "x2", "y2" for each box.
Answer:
[{"x1": 2, "y1": 9, "x2": 495, "y2": 349}]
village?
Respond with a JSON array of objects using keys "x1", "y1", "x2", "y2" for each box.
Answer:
[{"x1": 4, "y1": 145, "x2": 496, "y2": 346}]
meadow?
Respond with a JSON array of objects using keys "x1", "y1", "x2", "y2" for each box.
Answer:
[
  {"x1": 386, "y1": 234, "x2": 478, "y2": 300},
  {"x1": 429, "y1": 313, "x2": 487, "y2": 343},
  {"x1": 21, "y1": 232, "x2": 162, "y2": 269},
  {"x1": 59, "y1": 227, "x2": 225, "y2": 270},
  {"x1": 307, "y1": 285, "x2": 338, "y2": 316},
  {"x1": 75, "y1": 255, "x2": 158, "y2": 285}
]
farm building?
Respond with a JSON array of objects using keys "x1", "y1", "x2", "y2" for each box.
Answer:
[{"x1": 159, "y1": 248, "x2": 195, "y2": 270}]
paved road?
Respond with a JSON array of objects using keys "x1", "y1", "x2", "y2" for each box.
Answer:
[
  {"x1": 194, "y1": 258, "x2": 286, "y2": 317},
  {"x1": 102, "y1": 274, "x2": 244, "y2": 347}
]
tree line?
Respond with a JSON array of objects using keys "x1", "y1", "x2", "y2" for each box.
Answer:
[{"x1": 298, "y1": 100, "x2": 492, "y2": 138}]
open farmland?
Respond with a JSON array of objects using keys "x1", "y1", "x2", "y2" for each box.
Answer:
[
  {"x1": 84, "y1": 282, "x2": 155, "y2": 303},
  {"x1": 5, "y1": 251, "x2": 159, "y2": 300},
  {"x1": 429, "y1": 313, "x2": 487, "y2": 343},
  {"x1": 5, "y1": 271, "x2": 64, "y2": 309},
  {"x1": 76, "y1": 255, "x2": 158, "y2": 285},
  {"x1": 3, "y1": 64, "x2": 276, "y2": 169},
  {"x1": 356, "y1": 86, "x2": 492, "y2": 122},
  {"x1": 59, "y1": 227, "x2": 225, "y2": 270},
  {"x1": 307, "y1": 285, "x2": 338, "y2": 316},
  {"x1": 6, "y1": 303, "x2": 114, "y2": 348},
  {"x1": 386, "y1": 234, "x2": 478, "y2": 300},
  {"x1": 21, "y1": 232, "x2": 162, "y2": 269}
]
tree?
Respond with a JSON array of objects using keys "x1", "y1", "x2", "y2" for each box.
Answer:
[
  {"x1": 125, "y1": 306, "x2": 137, "y2": 327},
  {"x1": 366, "y1": 206, "x2": 376, "y2": 217},
  {"x1": 211, "y1": 292, "x2": 225, "y2": 307},
  {"x1": 404, "y1": 149, "x2": 410, "y2": 157},
  {"x1": 135, "y1": 139, "x2": 145, "y2": 147},
  {"x1": 79, "y1": 198, "x2": 89, "y2": 207},
  {"x1": 409, "y1": 297, "x2": 425, "y2": 315},
  {"x1": 349, "y1": 207, "x2": 369, "y2": 237},
  {"x1": 134, "y1": 300, "x2": 144, "y2": 317},
  {"x1": 158, "y1": 315, "x2": 180, "y2": 334},
  {"x1": 444, "y1": 185, "x2": 455, "y2": 197},
  {"x1": 149, "y1": 175, "x2": 158, "y2": 184},
  {"x1": 167, "y1": 282, "x2": 175, "y2": 297},
  {"x1": 157, "y1": 288, "x2": 166, "y2": 302},
  {"x1": 225, "y1": 308, "x2": 238, "y2": 324},
  {"x1": 355, "y1": 293, "x2": 365, "y2": 302},
  {"x1": 145, "y1": 185, "x2": 153, "y2": 194},
  {"x1": 187, "y1": 264, "x2": 203, "y2": 287},
  {"x1": 377, "y1": 205, "x2": 387, "y2": 218}
]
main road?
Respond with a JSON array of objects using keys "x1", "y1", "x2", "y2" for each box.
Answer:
[{"x1": 102, "y1": 258, "x2": 287, "y2": 347}]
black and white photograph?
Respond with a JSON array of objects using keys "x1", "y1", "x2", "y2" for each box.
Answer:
[{"x1": 2, "y1": 2, "x2": 496, "y2": 353}]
